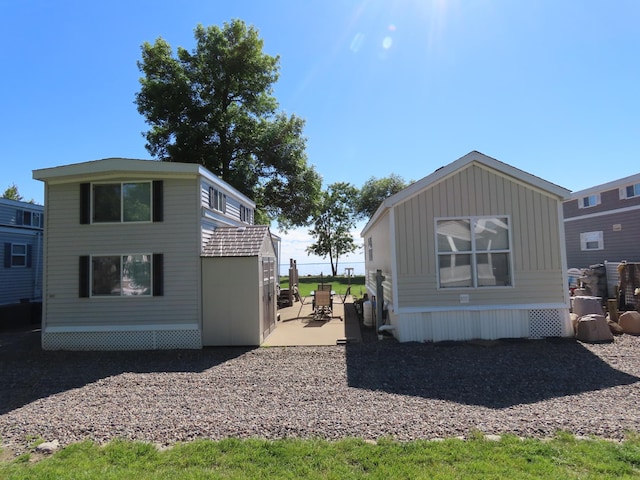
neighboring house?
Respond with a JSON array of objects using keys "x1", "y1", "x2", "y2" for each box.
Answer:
[
  {"x1": 33, "y1": 158, "x2": 279, "y2": 350},
  {"x1": 0, "y1": 198, "x2": 44, "y2": 321},
  {"x1": 563, "y1": 172, "x2": 640, "y2": 268},
  {"x1": 361, "y1": 151, "x2": 572, "y2": 343}
]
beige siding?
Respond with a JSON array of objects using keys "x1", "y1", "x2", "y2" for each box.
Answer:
[
  {"x1": 394, "y1": 164, "x2": 565, "y2": 308},
  {"x1": 44, "y1": 178, "x2": 200, "y2": 329},
  {"x1": 202, "y1": 257, "x2": 261, "y2": 346},
  {"x1": 363, "y1": 214, "x2": 393, "y2": 304}
]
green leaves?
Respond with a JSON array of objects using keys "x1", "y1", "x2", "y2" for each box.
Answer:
[
  {"x1": 135, "y1": 19, "x2": 321, "y2": 228},
  {"x1": 307, "y1": 182, "x2": 359, "y2": 275}
]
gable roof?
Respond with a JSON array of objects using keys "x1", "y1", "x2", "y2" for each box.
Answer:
[
  {"x1": 362, "y1": 151, "x2": 570, "y2": 235},
  {"x1": 202, "y1": 225, "x2": 274, "y2": 257}
]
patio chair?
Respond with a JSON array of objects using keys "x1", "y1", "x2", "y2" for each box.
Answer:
[{"x1": 313, "y1": 289, "x2": 332, "y2": 320}]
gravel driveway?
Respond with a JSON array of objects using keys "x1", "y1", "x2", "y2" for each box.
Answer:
[{"x1": 2, "y1": 324, "x2": 640, "y2": 455}]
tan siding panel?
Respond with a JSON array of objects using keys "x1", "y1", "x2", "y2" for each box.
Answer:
[
  {"x1": 44, "y1": 179, "x2": 200, "y2": 329},
  {"x1": 392, "y1": 164, "x2": 565, "y2": 310}
]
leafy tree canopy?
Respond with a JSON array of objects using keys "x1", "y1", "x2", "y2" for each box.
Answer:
[
  {"x1": 306, "y1": 182, "x2": 360, "y2": 276},
  {"x1": 357, "y1": 174, "x2": 408, "y2": 219},
  {"x1": 135, "y1": 20, "x2": 322, "y2": 229}
]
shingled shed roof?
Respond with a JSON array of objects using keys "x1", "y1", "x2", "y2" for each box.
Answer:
[{"x1": 202, "y1": 225, "x2": 272, "y2": 257}]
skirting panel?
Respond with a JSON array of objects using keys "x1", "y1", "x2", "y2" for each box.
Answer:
[
  {"x1": 396, "y1": 307, "x2": 570, "y2": 343},
  {"x1": 42, "y1": 329, "x2": 202, "y2": 350}
]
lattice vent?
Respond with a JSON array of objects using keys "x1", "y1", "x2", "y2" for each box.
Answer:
[
  {"x1": 156, "y1": 330, "x2": 202, "y2": 349},
  {"x1": 528, "y1": 309, "x2": 562, "y2": 338},
  {"x1": 43, "y1": 330, "x2": 201, "y2": 351}
]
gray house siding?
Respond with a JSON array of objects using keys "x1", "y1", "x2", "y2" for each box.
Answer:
[
  {"x1": 199, "y1": 178, "x2": 255, "y2": 250},
  {"x1": 42, "y1": 178, "x2": 201, "y2": 334},
  {"x1": 0, "y1": 200, "x2": 44, "y2": 306},
  {"x1": 564, "y1": 186, "x2": 640, "y2": 218},
  {"x1": 564, "y1": 174, "x2": 640, "y2": 267}
]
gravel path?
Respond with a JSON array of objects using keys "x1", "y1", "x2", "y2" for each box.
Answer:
[{"x1": 2, "y1": 325, "x2": 640, "y2": 455}]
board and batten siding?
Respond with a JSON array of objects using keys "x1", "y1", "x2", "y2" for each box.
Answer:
[
  {"x1": 394, "y1": 164, "x2": 565, "y2": 308},
  {"x1": 363, "y1": 212, "x2": 394, "y2": 306},
  {"x1": 43, "y1": 178, "x2": 201, "y2": 330}
]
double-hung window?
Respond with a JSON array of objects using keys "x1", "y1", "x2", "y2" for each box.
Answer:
[
  {"x1": 10, "y1": 244, "x2": 27, "y2": 267},
  {"x1": 436, "y1": 216, "x2": 512, "y2": 288},
  {"x1": 92, "y1": 182, "x2": 151, "y2": 223}
]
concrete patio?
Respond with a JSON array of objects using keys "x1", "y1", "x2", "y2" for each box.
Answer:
[{"x1": 263, "y1": 295, "x2": 363, "y2": 346}]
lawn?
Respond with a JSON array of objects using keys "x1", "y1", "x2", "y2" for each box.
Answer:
[
  {"x1": 2, "y1": 433, "x2": 640, "y2": 479},
  {"x1": 280, "y1": 274, "x2": 366, "y2": 299}
]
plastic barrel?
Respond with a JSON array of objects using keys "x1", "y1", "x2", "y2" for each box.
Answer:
[{"x1": 363, "y1": 300, "x2": 373, "y2": 327}]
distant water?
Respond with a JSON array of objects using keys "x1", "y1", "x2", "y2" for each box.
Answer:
[{"x1": 279, "y1": 261, "x2": 365, "y2": 277}]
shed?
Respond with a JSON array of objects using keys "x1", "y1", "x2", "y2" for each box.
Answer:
[
  {"x1": 201, "y1": 225, "x2": 278, "y2": 346},
  {"x1": 361, "y1": 151, "x2": 573, "y2": 343}
]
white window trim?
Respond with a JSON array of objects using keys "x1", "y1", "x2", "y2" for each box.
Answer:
[
  {"x1": 620, "y1": 183, "x2": 640, "y2": 200},
  {"x1": 435, "y1": 215, "x2": 514, "y2": 289},
  {"x1": 90, "y1": 253, "x2": 153, "y2": 298},
  {"x1": 11, "y1": 243, "x2": 27, "y2": 268},
  {"x1": 209, "y1": 187, "x2": 227, "y2": 213},
  {"x1": 578, "y1": 193, "x2": 601, "y2": 209},
  {"x1": 580, "y1": 231, "x2": 604, "y2": 251},
  {"x1": 91, "y1": 181, "x2": 153, "y2": 224}
]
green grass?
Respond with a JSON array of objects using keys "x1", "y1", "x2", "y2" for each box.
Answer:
[
  {"x1": 280, "y1": 275, "x2": 366, "y2": 298},
  {"x1": 2, "y1": 433, "x2": 640, "y2": 479}
]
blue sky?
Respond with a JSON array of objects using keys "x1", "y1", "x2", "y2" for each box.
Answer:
[{"x1": 2, "y1": 0, "x2": 639, "y2": 274}]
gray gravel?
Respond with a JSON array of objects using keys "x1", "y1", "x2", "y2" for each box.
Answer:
[{"x1": 2, "y1": 326, "x2": 640, "y2": 455}]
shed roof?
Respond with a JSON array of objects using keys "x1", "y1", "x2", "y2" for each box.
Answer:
[
  {"x1": 202, "y1": 225, "x2": 274, "y2": 257},
  {"x1": 362, "y1": 150, "x2": 571, "y2": 236}
]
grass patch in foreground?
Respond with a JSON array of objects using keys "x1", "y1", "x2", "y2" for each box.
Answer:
[{"x1": 2, "y1": 433, "x2": 640, "y2": 479}]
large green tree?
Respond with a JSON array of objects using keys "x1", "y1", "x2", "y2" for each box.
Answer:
[
  {"x1": 135, "y1": 20, "x2": 321, "y2": 228},
  {"x1": 356, "y1": 174, "x2": 408, "y2": 219},
  {"x1": 306, "y1": 182, "x2": 359, "y2": 276}
]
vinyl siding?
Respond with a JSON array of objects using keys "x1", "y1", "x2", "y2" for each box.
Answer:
[
  {"x1": 199, "y1": 179, "x2": 254, "y2": 250},
  {"x1": 363, "y1": 212, "x2": 393, "y2": 304},
  {"x1": 393, "y1": 164, "x2": 565, "y2": 308},
  {"x1": 0, "y1": 201, "x2": 44, "y2": 305},
  {"x1": 43, "y1": 178, "x2": 200, "y2": 329},
  {"x1": 0, "y1": 230, "x2": 43, "y2": 305},
  {"x1": 202, "y1": 256, "x2": 261, "y2": 345},
  {"x1": 564, "y1": 208, "x2": 640, "y2": 266},
  {"x1": 564, "y1": 186, "x2": 640, "y2": 219}
]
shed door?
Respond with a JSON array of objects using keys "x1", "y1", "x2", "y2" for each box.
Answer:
[{"x1": 262, "y1": 257, "x2": 276, "y2": 339}]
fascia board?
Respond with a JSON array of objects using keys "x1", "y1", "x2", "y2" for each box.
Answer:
[
  {"x1": 33, "y1": 158, "x2": 201, "y2": 182},
  {"x1": 569, "y1": 171, "x2": 640, "y2": 199}
]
